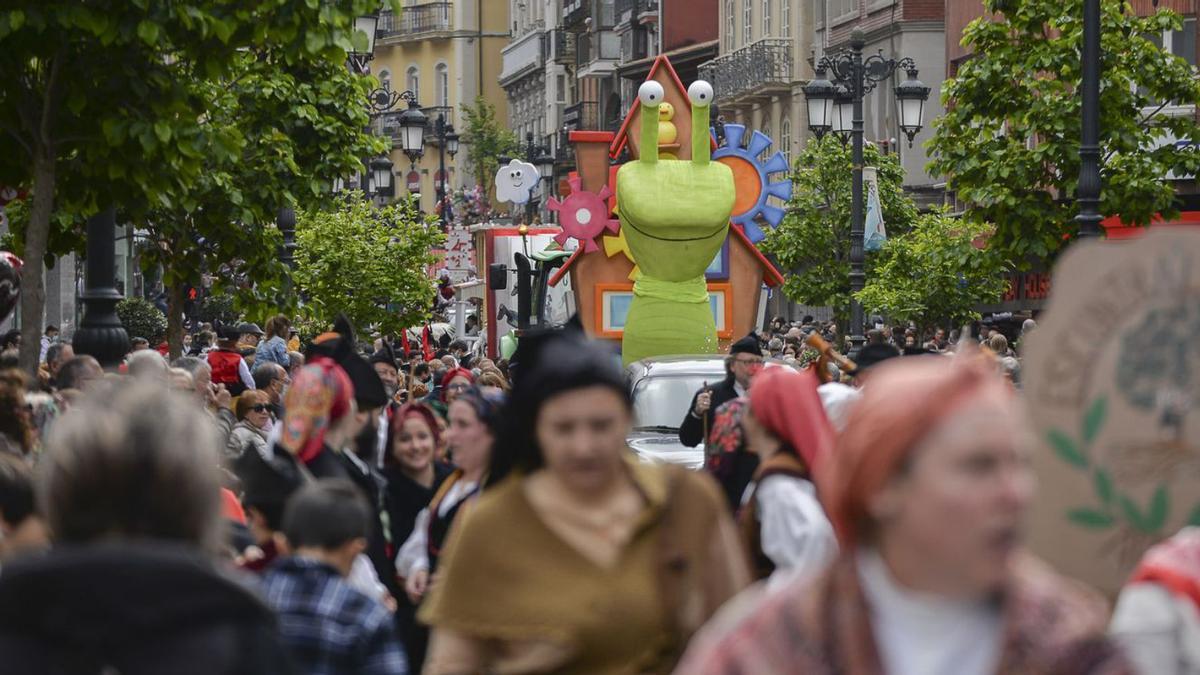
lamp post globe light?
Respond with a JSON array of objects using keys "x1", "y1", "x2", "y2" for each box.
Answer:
[
  {"x1": 802, "y1": 69, "x2": 836, "y2": 140},
  {"x1": 397, "y1": 97, "x2": 428, "y2": 166},
  {"x1": 801, "y1": 27, "x2": 928, "y2": 355},
  {"x1": 349, "y1": 13, "x2": 379, "y2": 74}
]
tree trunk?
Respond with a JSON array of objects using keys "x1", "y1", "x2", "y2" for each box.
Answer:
[
  {"x1": 17, "y1": 146, "x2": 55, "y2": 378},
  {"x1": 166, "y1": 278, "x2": 185, "y2": 361}
]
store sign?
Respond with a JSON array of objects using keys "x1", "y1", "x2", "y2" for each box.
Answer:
[
  {"x1": 406, "y1": 171, "x2": 421, "y2": 193},
  {"x1": 1000, "y1": 271, "x2": 1051, "y2": 303}
]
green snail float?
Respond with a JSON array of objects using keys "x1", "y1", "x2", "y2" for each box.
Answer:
[{"x1": 615, "y1": 79, "x2": 736, "y2": 365}]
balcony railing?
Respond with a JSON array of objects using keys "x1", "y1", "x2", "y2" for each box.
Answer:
[
  {"x1": 616, "y1": 0, "x2": 658, "y2": 24},
  {"x1": 379, "y1": 3, "x2": 451, "y2": 38},
  {"x1": 698, "y1": 39, "x2": 793, "y2": 102},
  {"x1": 576, "y1": 29, "x2": 620, "y2": 68},
  {"x1": 377, "y1": 106, "x2": 455, "y2": 147},
  {"x1": 563, "y1": 0, "x2": 588, "y2": 27},
  {"x1": 563, "y1": 101, "x2": 601, "y2": 131},
  {"x1": 542, "y1": 28, "x2": 576, "y2": 64}
]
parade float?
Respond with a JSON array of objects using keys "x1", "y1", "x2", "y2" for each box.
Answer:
[{"x1": 546, "y1": 55, "x2": 788, "y2": 364}]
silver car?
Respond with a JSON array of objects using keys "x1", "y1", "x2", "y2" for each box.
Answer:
[{"x1": 625, "y1": 356, "x2": 729, "y2": 470}]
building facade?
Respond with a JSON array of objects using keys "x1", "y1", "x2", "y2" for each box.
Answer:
[{"x1": 371, "y1": 1, "x2": 510, "y2": 215}]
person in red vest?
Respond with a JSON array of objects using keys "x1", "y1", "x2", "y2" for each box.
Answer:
[{"x1": 207, "y1": 324, "x2": 255, "y2": 397}]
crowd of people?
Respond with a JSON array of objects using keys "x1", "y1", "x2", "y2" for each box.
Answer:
[{"x1": 0, "y1": 311, "x2": 1196, "y2": 674}]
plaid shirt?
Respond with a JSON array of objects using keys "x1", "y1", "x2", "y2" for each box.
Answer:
[{"x1": 262, "y1": 556, "x2": 408, "y2": 675}]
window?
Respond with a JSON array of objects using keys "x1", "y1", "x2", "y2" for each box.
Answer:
[
  {"x1": 760, "y1": 123, "x2": 771, "y2": 161},
  {"x1": 762, "y1": 0, "x2": 771, "y2": 37},
  {"x1": 831, "y1": 0, "x2": 856, "y2": 20},
  {"x1": 378, "y1": 69, "x2": 391, "y2": 92},
  {"x1": 406, "y1": 66, "x2": 419, "y2": 98},
  {"x1": 727, "y1": 0, "x2": 736, "y2": 50},
  {"x1": 743, "y1": 0, "x2": 752, "y2": 45},
  {"x1": 436, "y1": 63, "x2": 449, "y2": 107},
  {"x1": 556, "y1": 74, "x2": 567, "y2": 103},
  {"x1": 781, "y1": 0, "x2": 790, "y2": 38},
  {"x1": 781, "y1": 116, "x2": 791, "y2": 164}
]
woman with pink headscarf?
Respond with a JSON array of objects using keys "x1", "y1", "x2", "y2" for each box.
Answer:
[
  {"x1": 737, "y1": 366, "x2": 837, "y2": 582},
  {"x1": 677, "y1": 357, "x2": 1131, "y2": 675}
]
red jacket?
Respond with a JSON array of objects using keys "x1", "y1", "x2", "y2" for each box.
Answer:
[{"x1": 207, "y1": 349, "x2": 246, "y2": 396}]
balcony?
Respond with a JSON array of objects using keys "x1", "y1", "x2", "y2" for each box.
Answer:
[
  {"x1": 378, "y1": 3, "x2": 452, "y2": 41},
  {"x1": 698, "y1": 39, "x2": 793, "y2": 103},
  {"x1": 542, "y1": 29, "x2": 576, "y2": 65},
  {"x1": 563, "y1": 101, "x2": 602, "y2": 131},
  {"x1": 564, "y1": 0, "x2": 616, "y2": 30},
  {"x1": 616, "y1": 0, "x2": 658, "y2": 27},
  {"x1": 563, "y1": 0, "x2": 588, "y2": 28},
  {"x1": 500, "y1": 28, "x2": 544, "y2": 86},
  {"x1": 576, "y1": 29, "x2": 620, "y2": 77}
]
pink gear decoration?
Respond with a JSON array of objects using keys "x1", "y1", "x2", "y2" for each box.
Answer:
[{"x1": 547, "y1": 176, "x2": 619, "y2": 253}]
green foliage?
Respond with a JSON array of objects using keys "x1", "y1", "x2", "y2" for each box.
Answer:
[
  {"x1": 764, "y1": 137, "x2": 919, "y2": 323},
  {"x1": 116, "y1": 297, "x2": 167, "y2": 344},
  {"x1": 461, "y1": 96, "x2": 520, "y2": 197},
  {"x1": 0, "y1": 0, "x2": 392, "y2": 372},
  {"x1": 855, "y1": 212, "x2": 1009, "y2": 333},
  {"x1": 195, "y1": 293, "x2": 237, "y2": 326},
  {"x1": 294, "y1": 194, "x2": 444, "y2": 336},
  {"x1": 929, "y1": 0, "x2": 1200, "y2": 265}
]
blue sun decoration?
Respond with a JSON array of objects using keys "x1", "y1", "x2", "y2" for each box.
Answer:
[{"x1": 710, "y1": 124, "x2": 793, "y2": 243}]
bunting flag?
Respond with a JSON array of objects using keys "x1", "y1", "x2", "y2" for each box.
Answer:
[
  {"x1": 421, "y1": 324, "x2": 434, "y2": 362},
  {"x1": 863, "y1": 166, "x2": 887, "y2": 252}
]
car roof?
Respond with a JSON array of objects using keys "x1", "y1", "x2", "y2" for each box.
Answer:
[{"x1": 626, "y1": 355, "x2": 728, "y2": 378}]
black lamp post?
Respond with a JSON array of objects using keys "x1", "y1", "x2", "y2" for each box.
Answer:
[
  {"x1": 73, "y1": 207, "x2": 130, "y2": 369},
  {"x1": 1075, "y1": 0, "x2": 1103, "y2": 238},
  {"x1": 802, "y1": 27, "x2": 929, "y2": 354},
  {"x1": 433, "y1": 112, "x2": 460, "y2": 230}
]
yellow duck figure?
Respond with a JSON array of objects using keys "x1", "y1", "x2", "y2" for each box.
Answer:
[{"x1": 657, "y1": 102, "x2": 678, "y2": 160}]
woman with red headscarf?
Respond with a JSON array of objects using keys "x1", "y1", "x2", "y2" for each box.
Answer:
[
  {"x1": 383, "y1": 402, "x2": 455, "y2": 670},
  {"x1": 738, "y1": 366, "x2": 837, "y2": 582},
  {"x1": 677, "y1": 357, "x2": 1132, "y2": 675}
]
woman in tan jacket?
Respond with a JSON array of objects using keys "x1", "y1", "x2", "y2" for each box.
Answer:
[{"x1": 419, "y1": 327, "x2": 750, "y2": 674}]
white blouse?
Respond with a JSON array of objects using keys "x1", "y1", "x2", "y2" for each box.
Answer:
[
  {"x1": 746, "y1": 474, "x2": 837, "y2": 583},
  {"x1": 857, "y1": 549, "x2": 1003, "y2": 675}
]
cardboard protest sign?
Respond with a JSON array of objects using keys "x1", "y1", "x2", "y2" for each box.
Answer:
[{"x1": 1022, "y1": 229, "x2": 1200, "y2": 595}]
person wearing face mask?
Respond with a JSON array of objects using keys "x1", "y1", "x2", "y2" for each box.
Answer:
[
  {"x1": 418, "y1": 326, "x2": 750, "y2": 674},
  {"x1": 384, "y1": 402, "x2": 455, "y2": 670},
  {"x1": 395, "y1": 386, "x2": 505, "y2": 673},
  {"x1": 677, "y1": 357, "x2": 1131, "y2": 675}
]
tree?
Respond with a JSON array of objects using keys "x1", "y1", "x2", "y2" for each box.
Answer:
[
  {"x1": 856, "y1": 211, "x2": 1010, "y2": 336},
  {"x1": 0, "y1": 0, "x2": 387, "y2": 374},
  {"x1": 460, "y1": 96, "x2": 519, "y2": 199},
  {"x1": 929, "y1": 0, "x2": 1200, "y2": 266},
  {"x1": 116, "y1": 297, "x2": 167, "y2": 344},
  {"x1": 294, "y1": 194, "x2": 445, "y2": 336},
  {"x1": 764, "y1": 136, "x2": 919, "y2": 324}
]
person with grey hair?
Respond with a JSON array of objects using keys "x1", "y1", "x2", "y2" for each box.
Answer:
[
  {"x1": 126, "y1": 349, "x2": 168, "y2": 382},
  {"x1": 173, "y1": 355, "x2": 235, "y2": 442},
  {"x1": 54, "y1": 355, "x2": 102, "y2": 393},
  {"x1": 0, "y1": 385, "x2": 292, "y2": 672}
]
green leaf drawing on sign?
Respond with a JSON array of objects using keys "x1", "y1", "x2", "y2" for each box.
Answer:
[
  {"x1": 1118, "y1": 495, "x2": 1145, "y2": 532},
  {"x1": 1188, "y1": 502, "x2": 1200, "y2": 527},
  {"x1": 1068, "y1": 508, "x2": 1116, "y2": 529},
  {"x1": 1145, "y1": 485, "x2": 1169, "y2": 533},
  {"x1": 1048, "y1": 429, "x2": 1087, "y2": 468},
  {"x1": 1082, "y1": 396, "x2": 1107, "y2": 446},
  {"x1": 1093, "y1": 469, "x2": 1115, "y2": 507}
]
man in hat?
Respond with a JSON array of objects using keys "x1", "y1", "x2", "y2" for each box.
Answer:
[
  {"x1": 679, "y1": 332, "x2": 765, "y2": 449},
  {"x1": 207, "y1": 324, "x2": 255, "y2": 397},
  {"x1": 237, "y1": 322, "x2": 264, "y2": 351}
]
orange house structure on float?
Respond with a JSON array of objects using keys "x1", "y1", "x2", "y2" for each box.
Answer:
[{"x1": 548, "y1": 55, "x2": 785, "y2": 352}]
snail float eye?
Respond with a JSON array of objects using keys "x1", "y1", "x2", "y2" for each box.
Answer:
[
  {"x1": 638, "y1": 81, "x2": 665, "y2": 106},
  {"x1": 687, "y1": 80, "x2": 713, "y2": 106}
]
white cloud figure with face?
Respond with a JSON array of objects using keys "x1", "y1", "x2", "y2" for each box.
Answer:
[{"x1": 494, "y1": 159, "x2": 540, "y2": 205}]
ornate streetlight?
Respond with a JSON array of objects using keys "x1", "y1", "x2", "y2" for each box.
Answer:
[
  {"x1": 1075, "y1": 0, "x2": 1103, "y2": 238},
  {"x1": 801, "y1": 27, "x2": 930, "y2": 354}
]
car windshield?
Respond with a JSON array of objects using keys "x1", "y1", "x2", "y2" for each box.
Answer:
[{"x1": 632, "y1": 374, "x2": 719, "y2": 430}]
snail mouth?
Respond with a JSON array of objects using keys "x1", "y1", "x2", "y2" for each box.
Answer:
[{"x1": 623, "y1": 217, "x2": 726, "y2": 243}]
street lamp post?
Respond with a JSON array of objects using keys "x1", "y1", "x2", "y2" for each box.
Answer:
[
  {"x1": 520, "y1": 131, "x2": 554, "y2": 224},
  {"x1": 802, "y1": 27, "x2": 930, "y2": 353},
  {"x1": 1075, "y1": 0, "x2": 1103, "y2": 239},
  {"x1": 433, "y1": 113, "x2": 460, "y2": 231},
  {"x1": 73, "y1": 207, "x2": 131, "y2": 369}
]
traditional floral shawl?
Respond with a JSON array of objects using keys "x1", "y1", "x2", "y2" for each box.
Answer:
[{"x1": 676, "y1": 552, "x2": 1132, "y2": 675}]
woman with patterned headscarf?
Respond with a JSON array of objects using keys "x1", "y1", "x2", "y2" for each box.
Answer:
[{"x1": 678, "y1": 357, "x2": 1132, "y2": 675}]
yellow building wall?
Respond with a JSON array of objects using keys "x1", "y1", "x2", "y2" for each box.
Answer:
[{"x1": 372, "y1": 1, "x2": 509, "y2": 215}]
